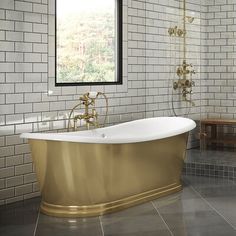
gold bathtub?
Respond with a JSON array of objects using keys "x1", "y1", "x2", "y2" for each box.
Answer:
[{"x1": 22, "y1": 117, "x2": 196, "y2": 217}]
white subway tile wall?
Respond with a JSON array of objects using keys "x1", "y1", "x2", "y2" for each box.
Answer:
[{"x1": 204, "y1": 0, "x2": 236, "y2": 120}]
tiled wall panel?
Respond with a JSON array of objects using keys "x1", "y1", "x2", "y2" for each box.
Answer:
[{"x1": 204, "y1": 0, "x2": 236, "y2": 120}]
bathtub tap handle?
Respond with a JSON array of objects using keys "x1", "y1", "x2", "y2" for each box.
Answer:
[{"x1": 89, "y1": 91, "x2": 98, "y2": 99}]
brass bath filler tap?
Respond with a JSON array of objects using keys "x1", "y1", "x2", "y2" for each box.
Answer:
[
  {"x1": 67, "y1": 92, "x2": 108, "y2": 131},
  {"x1": 74, "y1": 93, "x2": 99, "y2": 130}
]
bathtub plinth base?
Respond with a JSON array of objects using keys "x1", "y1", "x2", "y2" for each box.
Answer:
[{"x1": 40, "y1": 182, "x2": 182, "y2": 217}]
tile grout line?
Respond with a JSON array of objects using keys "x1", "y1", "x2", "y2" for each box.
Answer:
[
  {"x1": 185, "y1": 179, "x2": 236, "y2": 231},
  {"x1": 33, "y1": 206, "x2": 40, "y2": 236},
  {"x1": 99, "y1": 216, "x2": 105, "y2": 236},
  {"x1": 151, "y1": 201, "x2": 174, "y2": 236}
]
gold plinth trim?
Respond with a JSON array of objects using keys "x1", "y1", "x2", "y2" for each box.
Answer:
[{"x1": 40, "y1": 183, "x2": 182, "y2": 217}]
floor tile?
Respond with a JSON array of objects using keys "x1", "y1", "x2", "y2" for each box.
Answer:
[
  {"x1": 202, "y1": 196, "x2": 236, "y2": 229},
  {"x1": 184, "y1": 176, "x2": 236, "y2": 198},
  {"x1": 158, "y1": 210, "x2": 235, "y2": 235},
  {"x1": 170, "y1": 223, "x2": 236, "y2": 236},
  {"x1": 0, "y1": 197, "x2": 40, "y2": 236},
  {"x1": 185, "y1": 175, "x2": 236, "y2": 229},
  {"x1": 35, "y1": 213, "x2": 103, "y2": 236},
  {"x1": 153, "y1": 180, "x2": 236, "y2": 236},
  {"x1": 101, "y1": 202, "x2": 171, "y2": 236},
  {"x1": 102, "y1": 229, "x2": 171, "y2": 236}
]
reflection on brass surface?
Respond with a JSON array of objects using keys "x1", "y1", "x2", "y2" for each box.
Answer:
[{"x1": 29, "y1": 133, "x2": 188, "y2": 217}]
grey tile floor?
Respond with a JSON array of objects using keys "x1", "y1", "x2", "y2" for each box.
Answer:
[{"x1": 1, "y1": 175, "x2": 236, "y2": 236}]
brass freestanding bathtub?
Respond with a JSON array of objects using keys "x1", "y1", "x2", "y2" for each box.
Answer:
[{"x1": 21, "y1": 117, "x2": 196, "y2": 217}]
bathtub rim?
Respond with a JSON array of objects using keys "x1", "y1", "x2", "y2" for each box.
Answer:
[{"x1": 20, "y1": 117, "x2": 196, "y2": 144}]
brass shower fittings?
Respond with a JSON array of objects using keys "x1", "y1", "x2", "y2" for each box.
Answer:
[
  {"x1": 168, "y1": 26, "x2": 186, "y2": 37},
  {"x1": 173, "y1": 60, "x2": 196, "y2": 107},
  {"x1": 173, "y1": 79, "x2": 195, "y2": 90},
  {"x1": 176, "y1": 60, "x2": 196, "y2": 78}
]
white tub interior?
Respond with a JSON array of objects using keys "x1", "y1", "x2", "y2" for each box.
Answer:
[{"x1": 21, "y1": 117, "x2": 196, "y2": 144}]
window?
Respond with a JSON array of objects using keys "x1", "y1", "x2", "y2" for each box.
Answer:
[{"x1": 56, "y1": 0, "x2": 122, "y2": 86}]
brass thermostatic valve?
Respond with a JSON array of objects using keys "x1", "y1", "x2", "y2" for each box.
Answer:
[
  {"x1": 168, "y1": 26, "x2": 186, "y2": 37},
  {"x1": 173, "y1": 60, "x2": 196, "y2": 107},
  {"x1": 176, "y1": 60, "x2": 196, "y2": 78},
  {"x1": 173, "y1": 79, "x2": 195, "y2": 90}
]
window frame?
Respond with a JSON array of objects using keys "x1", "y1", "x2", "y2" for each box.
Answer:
[{"x1": 55, "y1": 0, "x2": 123, "y2": 87}]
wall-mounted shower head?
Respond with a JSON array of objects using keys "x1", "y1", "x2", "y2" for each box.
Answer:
[{"x1": 185, "y1": 16, "x2": 194, "y2": 23}]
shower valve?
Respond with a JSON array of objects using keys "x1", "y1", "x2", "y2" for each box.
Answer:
[
  {"x1": 173, "y1": 79, "x2": 194, "y2": 90},
  {"x1": 168, "y1": 26, "x2": 186, "y2": 37}
]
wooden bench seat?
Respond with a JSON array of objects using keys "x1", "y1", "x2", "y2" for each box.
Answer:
[
  {"x1": 200, "y1": 118, "x2": 236, "y2": 149},
  {"x1": 201, "y1": 119, "x2": 236, "y2": 125}
]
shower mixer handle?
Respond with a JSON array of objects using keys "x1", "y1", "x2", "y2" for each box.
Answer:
[
  {"x1": 176, "y1": 60, "x2": 196, "y2": 78},
  {"x1": 173, "y1": 79, "x2": 194, "y2": 89},
  {"x1": 168, "y1": 26, "x2": 186, "y2": 37}
]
